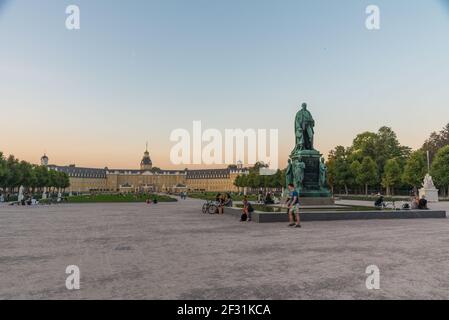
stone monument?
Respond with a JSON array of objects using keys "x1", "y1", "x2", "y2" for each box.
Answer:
[
  {"x1": 42, "y1": 186, "x2": 47, "y2": 200},
  {"x1": 419, "y1": 174, "x2": 439, "y2": 202},
  {"x1": 419, "y1": 151, "x2": 439, "y2": 202},
  {"x1": 18, "y1": 185, "x2": 24, "y2": 202},
  {"x1": 286, "y1": 103, "x2": 333, "y2": 205}
]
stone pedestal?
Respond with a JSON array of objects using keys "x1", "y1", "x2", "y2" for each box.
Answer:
[
  {"x1": 419, "y1": 188, "x2": 439, "y2": 202},
  {"x1": 419, "y1": 174, "x2": 439, "y2": 202},
  {"x1": 290, "y1": 149, "x2": 332, "y2": 200}
]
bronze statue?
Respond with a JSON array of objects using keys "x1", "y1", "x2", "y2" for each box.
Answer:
[
  {"x1": 319, "y1": 157, "x2": 327, "y2": 189},
  {"x1": 293, "y1": 103, "x2": 315, "y2": 153},
  {"x1": 285, "y1": 102, "x2": 332, "y2": 199},
  {"x1": 285, "y1": 159, "x2": 294, "y2": 186},
  {"x1": 292, "y1": 157, "x2": 306, "y2": 191}
]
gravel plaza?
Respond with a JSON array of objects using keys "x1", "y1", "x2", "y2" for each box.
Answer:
[{"x1": 1, "y1": 198, "x2": 449, "y2": 300}]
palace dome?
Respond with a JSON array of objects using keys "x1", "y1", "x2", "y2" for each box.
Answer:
[
  {"x1": 140, "y1": 146, "x2": 152, "y2": 170},
  {"x1": 40, "y1": 154, "x2": 49, "y2": 166}
]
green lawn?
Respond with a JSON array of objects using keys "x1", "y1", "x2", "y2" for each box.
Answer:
[{"x1": 67, "y1": 193, "x2": 177, "y2": 203}]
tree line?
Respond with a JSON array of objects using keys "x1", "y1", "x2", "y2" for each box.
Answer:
[
  {"x1": 232, "y1": 124, "x2": 449, "y2": 197},
  {"x1": 233, "y1": 162, "x2": 284, "y2": 192},
  {"x1": 0, "y1": 152, "x2": 70, "y2": 194},
  {"x1": 327, "y1": 125, "x2": 449, "y2": 197}
]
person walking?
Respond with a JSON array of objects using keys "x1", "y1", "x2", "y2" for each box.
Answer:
[{"x1": 287, "y1": 184, "x2": 301, "y2": 228}]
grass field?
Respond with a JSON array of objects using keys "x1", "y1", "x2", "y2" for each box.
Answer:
[{"x1": 67, "y1": 193, "x2": 177, "y2": 203}]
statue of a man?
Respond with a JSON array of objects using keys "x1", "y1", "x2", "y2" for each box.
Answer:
[
  {"x1": 293, "y1": 157, "x2": 306, "y2": 190},
  {"x1": 293, "y1": 103, "x2": 315, "y2": 153},
  {"x1": 319, "y1": 157, "x2": 327, "y2": 188},
  {"x1": 285, "y1": 159, "x2": 294, "y2": 187}
]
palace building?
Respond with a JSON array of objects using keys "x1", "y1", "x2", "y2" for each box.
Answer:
[{"x1": 42, "y1": 147, "x2": 248, "y2": 193}]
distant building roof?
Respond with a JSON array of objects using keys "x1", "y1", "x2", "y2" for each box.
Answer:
[
  {"x1": 106, "y1": 169, "x2": 186, "y2": 175},
  {"x1": 186, "y1": 169, "x2": 230, "y2": 179},
  {"x1": 48, "y1": 165, "x2": 107, "y2": 179}
]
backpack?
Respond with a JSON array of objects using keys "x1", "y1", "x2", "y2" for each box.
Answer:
[{"x1": 240, "y1": 213, "x2": 248, "y2": 221}]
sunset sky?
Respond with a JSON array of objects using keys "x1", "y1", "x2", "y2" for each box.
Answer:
[{"x1": 1, "y1": 0, "x2": 449, "y2": 169}]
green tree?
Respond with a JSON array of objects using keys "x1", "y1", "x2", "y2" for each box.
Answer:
[
  {"x1": 327, "y1": 146, "x2": 352, "y2": 194},
  {"x1": 60, "y1": 172, "x2": 70, "y2": 191},
  {"x1": 349, "y1": 127, "x2": 410, "y2": 184},
  {"x1": 47, "y1": 169, "x2": 59, "y2": 192},
  {"x1": 430, "y1": 146, "x2": 449, "y2": 197},
  {"x1": 35, "y1": 165, "x2": 50, "y2": 191},
  {"x1": 402, "y1": 150, "x2": 427, "y2": 193},
  {"x1": 0, "y1": 152, "x2": 7, "y2": 189},
  {"x1": 359, "y1": 157, "x2": 378, "y2": 195},
  {"x1": 19, "y1": 161, "x2": 37, "y2": 191},
  {"x1": 233, "y1": 175, "x2": 242, "y2": 192},
  {"x1": 271, "y1": 169, "x2": 283, "y2": 189},
  {"x1": 381, "y1": 158, "x2": 402, "y2": 196},
  {"x1": 5, "y1": 155, "x2": 22, "y2": 192},
  {"x1": 422, "y1": 123, "x2": 449, "y2": 162},
  {"x1": 349, "y1": 160, "x2": 362, "y2": 193},
  {"x1": 350, "y1": 132, "x2": 378, "y2": 162}
]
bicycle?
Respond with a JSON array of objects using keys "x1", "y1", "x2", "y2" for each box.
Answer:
[{"x1": 202, "y1": 200, "x2": 219, "y2": 214}]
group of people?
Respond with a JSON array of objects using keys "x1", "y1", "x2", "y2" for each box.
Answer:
[
  {"x1": 240, "y1": 184, "x2": 301, "y2": 227},
  {"x1": 374, "y1": 193, "x2": 428, "y2": 210},
  {"x1": 146, "y1": 195, "x2": 158, "y2": 204},
  {"x1": 411, "y1": 195, "x2": 428, "y2": 210},
  {"x1": 257, "y1": 191, "x2": 279, "y2": 205},
  {"x1": 215, "y1": 193, "x2": 233, "y2": 214},
  {"x1": 0, "y1": 192, "x2": 61, "y2": 206},
  {"x1": 179, "y1": 191, "x2": 188, "y2": 200}
]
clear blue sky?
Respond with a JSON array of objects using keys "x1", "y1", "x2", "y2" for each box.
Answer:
[{"x1": 1, "y1": 0, "x2": 449, "y2": 169}]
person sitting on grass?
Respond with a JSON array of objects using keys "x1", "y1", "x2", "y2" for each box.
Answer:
[{"x1": 287, "y1": 184, "x2": 301, "y2": 228}]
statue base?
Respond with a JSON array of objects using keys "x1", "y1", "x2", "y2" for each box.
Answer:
[
  {"x1": 419, "y1": 174, "x2": 439, "y2": 202},
  {"x1": 296, "y1": 197, "x2": 335, "y2": 206},
  {"x1": 290, "y1": 149, "x2": 332, "y2": 199},
  {"x1": 419, "y1": 188, "x2": 439, "y2": 202}
]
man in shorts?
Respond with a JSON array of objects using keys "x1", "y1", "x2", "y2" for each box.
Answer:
[{"x1": 287, "y1": 183, "x2": 301, "y2": 228}]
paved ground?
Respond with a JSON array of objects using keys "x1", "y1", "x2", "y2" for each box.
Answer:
[{"x1": 1, "y1": 198, "x2": 449, "y2": 300}]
